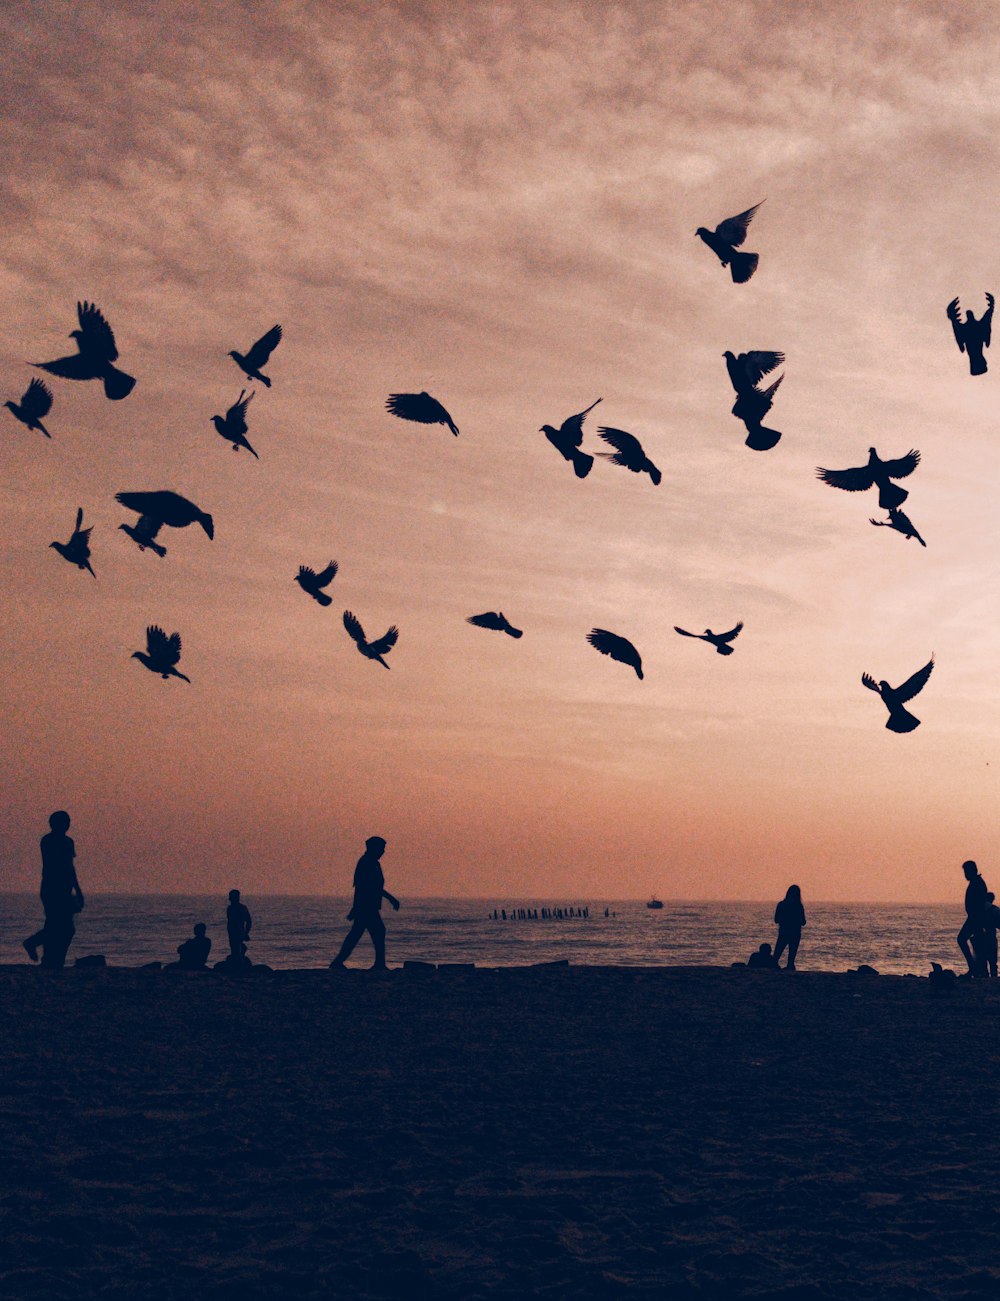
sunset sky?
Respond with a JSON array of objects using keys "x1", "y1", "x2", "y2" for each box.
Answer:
[{"x1": 3, "y1": 1, "x2": 1000, "y2": 903}]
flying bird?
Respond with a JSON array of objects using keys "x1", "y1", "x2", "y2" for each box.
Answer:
[
  {"x1": 817, "y1": 447, "x2": 920, "y2": 511},
  {"x1": 862, "y1": 657, "x2": 934, "y2": 733},
  {"x1": 467, "y1": 612, "x2": 523, "y2": 638},
  {"x1": 229, "y1": 325, "x2": 282, "y2": 387},
  {"x1": 869, "y1": 507, "x2": 927, "y2": 547},
  {"x1": 724, "y1": 351, "x2": 785, "y2": 451},
  {"x1": 674, "y1": 623, "x2": 744, "y2": 656},
  {"x1": 343, "y1": 610, "x2": 398, "y2": 669},
  {"x1": 596, "y1": 427, "x2": 661, "y2": 485},
  {"x1": 32, "y1": 302, "x2": 136, "y2": 400},
  {"x1": 212, "y1": 390, "x2": 258, "y2": 457},
  {"x1": 385, "y1": 392, "x2": 459, "y2": 436},
  {"x1": 5, "y1": 378, "x2": 53, "y2": 437},
  {"x1": 540, "y1": 399, "x2": 600, "y2": 478},
  {"x1": 947, "y1": 294, "x2": 993, "y2": 375},
  {"x1": 295, "y1": 560, "x2": 338, "y2": 606},
  {"x1": 696, "y1": 202, "x2": 763, "y2": 283},
  {"x1": 116, "y1": 492, "x2": 214, "y2": 555},
  {"x1": 50, "y1": 508, "x2": 95, "y2": 577},
  {"x1": 587, "y1": 628, "x2": 643, "y2": 679},
  {"x1": 132, "y1": 626, "x2": 191, "y2": 683}
]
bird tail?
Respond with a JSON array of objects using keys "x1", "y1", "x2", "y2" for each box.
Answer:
[
  {"x1": 85, "y1": 561, "x2": 96, "y2": 579},
  {"x1": 103, "y1": 366, "x2": 137, "y2": 401},
  {"x1": 729, "y1": 250, "x2": 758, "y2": 284},
  {"x1": 37, "y1": 421, "x2": 52, "y2": 438},
  {"x1": 886, "y1": 708, "x2": 920, "y2": 733},
  {"x1": 245, "y1": 439, "x2": 260, "y2": 460},
  {"x1": 447, "y1": 418, "x2": 459, "y2": 437},
  {"x1": 572, "y1": 450, "x2": 594, "y2": 479},
  {"x1": 879, "y1": 483, "x2": 908, "y2": 510},
  {"x1": 970, "y1": 355, "x2": 988, "y2": 376},
  {"x1": 150, "y1": 539, "x2": 167, "y2": 558},
  {"x1": 744, "y1": 425, "x2": 781, "y2": 451},
  {"x1": 914, "y1": 531, "x2": 927, "y2": 548},
  {"x1": 376, "y1": 657, "x2": 391, "y2": 670},
  {"x1": 316, "y1": 592, "x2": 333, "y2": 607},
  {"x1": 647, "y1": 462, "x2": 662, "y2": 486},
  {"x1": 506, "y1": 625, "x2": 524, "y2": 639},
  {"x1": 176, "y1": 671, "x2": 192, "y2": 684},
  {"x1": 258, "y1": 374, "x2": 272, "y2": 389},
  {"x1": 716, "y1": 645, "x2": 735, "y2": 656}
]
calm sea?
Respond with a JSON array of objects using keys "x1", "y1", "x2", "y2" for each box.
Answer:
[{"x1": 0, "y1": 895, "x2": 966, "y2": 975}]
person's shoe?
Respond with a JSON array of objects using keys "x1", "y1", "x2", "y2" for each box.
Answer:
[
  {"x1": 328, "y1": 959, "x2": 346, "y2": 970},
  {"x1": 369, "y1": 963, "x2": 388, "y2": 972},
  {"x1": 22, "y1": 939, "x2": 38, "y2": 963}
]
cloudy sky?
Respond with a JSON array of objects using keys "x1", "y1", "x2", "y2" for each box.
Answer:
[{"x1": 3, "y1": 0, "x2": 1000, "y2": 902}]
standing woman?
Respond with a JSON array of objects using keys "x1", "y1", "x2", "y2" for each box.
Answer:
[{"x1": 774, "y1": 885, "x2": 806, "y2": 970}]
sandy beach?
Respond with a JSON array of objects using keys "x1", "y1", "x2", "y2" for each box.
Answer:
[{"x1": 3, "y1": 964, "x2": 999, "y2": 1299}]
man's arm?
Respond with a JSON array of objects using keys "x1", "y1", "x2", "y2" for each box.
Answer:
[{"x1": 383, "y1": 890, "x2": 400, "y2": 911}]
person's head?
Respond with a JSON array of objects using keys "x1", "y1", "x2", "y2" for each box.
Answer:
[
  {"x1": 48, "y1": 810, "x2": 71, "y2": 833},
  {"x1": 963, "y1": 860, "x2": 979, "y2": 881},
  {"x1": 784, "y1": 884, "x2": 801, "y2": 902},
  {"x1": 758, "y1": 942, "x2": 772, "y2": 956},
  {"x1": 229, "y1": 889, "x2": 240, "y2": 903},
  {"x1": 194, "y1": 923, "x2": 207, "y2": 937},
  {"x1": 365, "y1": 836, "x2": 387, "y2": 857}
]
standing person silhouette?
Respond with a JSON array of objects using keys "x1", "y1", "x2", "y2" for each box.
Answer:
[
  {"x1": 957, "y1": 860, "x2": 989, "y2": 976},
  {"x1": 773, "y1": 885, "x2": 806, "y2": 971},
  {"x1": 23, "y1": 811, "x2": 85, "y2": 969},
  {"x1": 329, "y1": 836, "x2": 400, "y2": 971},
  {"x1": 226, "y1": 890, "x2": 252, "y2": 963}
]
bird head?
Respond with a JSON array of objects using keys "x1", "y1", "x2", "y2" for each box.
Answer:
[
  {"x1": 3, "y1": 401, "x2": 16, "y2": 414},
  {"x1": 48, "y1": 541, "x2": 60, "y2": 552},
  {"x1": 539, "y1": 424, "x2": 555, "y2": 435},
  {"x1": 227, "y1": 350, "x2": 240, "y2": 361},
  {"x1": 695, "y1": 227, "x2": 708, "y2": 237},
  {"x1": 131, "y1": 651, "x2": 144, "y2": 662},
  {"x1": 211, "y1": 416, "x2": 223, "y2": 432}
]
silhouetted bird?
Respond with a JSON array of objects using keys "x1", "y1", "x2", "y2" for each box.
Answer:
[
  {"x1": 696, "y1": 202, "x2": 763, "y2": 283},
  {"x1": 229, "y1": 325, "x2": 281, "y2": 386},
  {"x1": 947, "y1": 294, "x2": 993, "y2": 375},
  {"x1": 724, "y1": 350, "x2": 784, "y2": 451},
  {"x1": 50, "y1": 508, "x2": 95, "y2": 577},
  {"x1": 869, "y1": 507, "x2": 927, "y2": 547},
  {"x1": 385, "y1": 392, "x2": 459, "y2": 436},
  {"x1": 587, "y1": 628, "x2": 643, "y2": 679},
  {"x1": 212, "y1": 390, "x2": 258, "y2": 457},
  {"x1": 467, "y1": 612, "x2": 523, "y2": 638},
  {"x1": 344, "y1": 610, "x2": 398, "y2": 669},
  {"x1": 541, "y1": 399, "x2": 600, "y2": 478},
  {"x1": 817, "y1": 447, "x2": 920, "y2": 511},
  {"x1": 5, "y1": 378, "x2": 53, "y2": 437},
  {"x1": 296, "y1": 561, "x2": 338, "y2": 606},
  {"x1": 674, "y1": 623, "x2": 743, "y2": 655},
  {"x1": 33, "y1": 302, "x2": 135, "y2": 400},
  {"x1": 132, "y1": 626, "x2": 191, "y2": 683},
  {"x1": 596, "y1": 427, "x2": 661, "y2": 485},
  {"x1": 116, "y1": 492, "x2": 214, "y2": 558},
  {"x1": 862, "y1": 657, "x2": 934, "y2": 733}
]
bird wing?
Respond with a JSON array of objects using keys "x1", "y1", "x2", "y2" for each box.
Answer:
[
  {"x1": 22, "y1": 378, "x2": 53, "y2": 417},
  {"x1": 741, "y1": 351, "x2": 784, "y2": 386},
  {"x1": 34, "y1": 353, "x2": 93, "y2": 379},
  {"x1": 314, "y1": 561, "x2": 338, "y2": 586},
  {"x1": 715, "y1": 202, "x2": 763, "y2": 247},
  {"x1": 298, "y1": 565, "x2": 316, "y2": 582},
  {"x1": 861, "y1": 672, "x2": 881, "y2": 693},
  {"x1": 597, "y1": 427, "x2": 643, "y2": 462},
  {"x1": 76, "y1": 527, "x2": 93, "y2": 545},
  {"x1": 226, "y1": 390, "x2": 253, "y2": 428},
  {"x1": 587, "y1": 628, "x2": 639, "y2": 667},
  {"x1": 467, "y1": 612, "x2": 504, "y2": 630},
  {"x1": 74, "y1": 507, "x2": 84, "y2": 533},
  {"x1": 717, "y1": 622, "x2": 743, "y2": 643},
  {"x1": 146, "y1": 625, "x2": 179, "y2": 665},
  {"x1": 369, "y1": 626, "x2": 398, "y2": 655},
  {"x1": 77, "y1": 301, "x2": 118, "y2": 362},
  {"x1": 558, "y1": 398, "x2": 601, "y2": 447},
  {"x1": 673, "y1": 626, "x2": 700, "y2": 639},
  {"x1": 135, "y1": 514, "x2": 163, "y2": 541},
  {"x1": 116, "y1": 491, "x2": 165, "y2": 516},
  {"x1": 984, "y1": 293, "x2": 995, "y2": 346},
  {"x1": 244, "y1": 325, "x2": 282, "y2": 368},
  {"x1": 879, "y1": 449, "x2": 920, "y2": 479},
  {"x1": 895, "y1": 657, "x2": 934, "y2": 704},
  {"x1": 385, "y1": 392, "x2": 441, "y2": 424},
  {"x1": 343, "y1": 610, "x2": 366, "y2": 644},
  {"x1": 816, "y1": 464, "x2": 875, "y2": 491},
  {"x1": 946, "y1": 298, "x2": 965, "y2": 352}
]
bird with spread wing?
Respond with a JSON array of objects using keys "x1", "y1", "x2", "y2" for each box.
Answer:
[
  {"x1": 696, "y1": 202, "x2": 763, "y2": 283},
  {"x1": 862, "y1": 658, "x2": 934, "y2": 732},
  {"x1": 343, "y1": 611, "x2": 398, "y2": 669},
  {"x1": 947, "y1": 294, "x2": 993, "y2": 375},
  {"x1": 674, "y1": 623, "x2": 743, "y2": 656},
  {"x1": 869, "y1": 507, "x2": 926, "y2": 547},
  {"x1": 385, "y1": 392, "x2": 459, "y2": 436},
  {"x1": 50, "y1": 508, "x2": 95, "y2": 577},
  {"x1": 116, "y1": 491, "x2": 214, "y2": 560},
  {"x1": 132, "y1": 626, "x2": 191, "y2": 683},
  {"x1": 817, "y1": 447, "x2": 920, "y2": 511},
  {"x1": 540, "y1": 399, "x2": 600, "y2": 478},
  {"x1": 587, "y1": 628, "x2": 643, "y2": 679},
  {"x1": 212, "y1": 390, "x2": 258, "y2": 458},
  {"x1": 467, "y1": 612, "x2": 523, "y2": 638},
  {"x1": 724, "y1": 350, "x2": 785, "y2": 451},
  {"x1": 5, "y1": 378, "x2": 53, "y2": 437},
  {"x1": 229, "y1": 325, "x2": 282, "y2": 386},
  {"x1": 295, "y1": 561, "x2": 338, "y2": 606},
  {"x1": 596, "y1": 427, "x2": 662, "y2": 485},
  {"x1": 32, "y1": 302, "x2": 136, "y2": 400}
]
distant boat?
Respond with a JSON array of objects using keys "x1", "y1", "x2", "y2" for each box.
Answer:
[{"x1": 646, "y1": 897, "x2": 664, "y2": 910}]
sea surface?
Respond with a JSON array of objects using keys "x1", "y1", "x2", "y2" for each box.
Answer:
[{"x1": 0, "y1": 894, "x2": 967, "y2": 975}]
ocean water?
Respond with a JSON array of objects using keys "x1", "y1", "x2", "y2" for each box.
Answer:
[{"x1": 0, "y1": 894, "x2": 967, "y2": 975}]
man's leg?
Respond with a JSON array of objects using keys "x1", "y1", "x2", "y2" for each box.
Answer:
[
  {"x1": 41, "y1": 916, "x2": 75, "y2": 970},
  {"x1": 23, "y1": 925, "x2": 46, "y2": 962},
  {"x1": 368, "y1": 915, "x2": 387, "y2": 970},
  {"x1": 331, "y1": 919, "x2": 366, "y2": 967},
  {"x1": 958, "y1": 918, "x2": 978, "y2": 972},
  {"x1": 786, "y1": 930, "x2": 800, "y2": 970}
]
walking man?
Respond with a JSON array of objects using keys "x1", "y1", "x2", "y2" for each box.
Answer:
[
  {"x1": 330, "y1": 836, "x2": 400, "y2": 971},
  {"x1": 23, "y1": 811, "x2": 85, "y2": 969},
  {"x1": 958, "y1": 859, "x2": 989, "y2": 976}
]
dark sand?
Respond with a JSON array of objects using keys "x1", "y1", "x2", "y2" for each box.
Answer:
[{"x1": 2, "y1": 965, "x2": 999, "y2": 1299}]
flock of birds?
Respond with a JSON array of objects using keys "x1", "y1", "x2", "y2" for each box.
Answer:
[{"x1": 4, "y1": 204, "x2": 992, "y2": 731}]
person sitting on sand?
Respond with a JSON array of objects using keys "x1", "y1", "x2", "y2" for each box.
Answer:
[
  {"x1": 773, "y1": 885, "x2": 806, "y2": 971},
  {"x1": 330, "y1": 836, "x2": 400, "y2": 971},
  {"x1": 747, "y1": 942, "x2": 776, "y2": 969},
  {"x1": 226, "y1": 890, "x2": 252, "y2": 962},
  {"x1": 23, "y1": 810, "x2": 85, "y2": 970},
  {"x1": 957, "y1": 860, "x2": 989, "y2": 976},
  {"x1": 176, "y1": 923, "x2": 212, "y2": 970}
]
